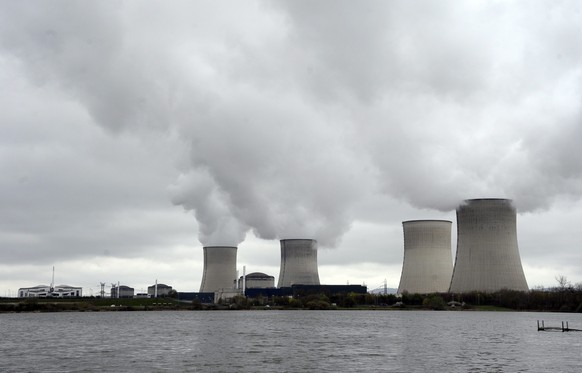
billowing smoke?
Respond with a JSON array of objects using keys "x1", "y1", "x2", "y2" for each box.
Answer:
[
  {"x1": 273, "y1": 0, "x2": 582, "y2": 213},
  {"x1": 168, "y1": 170, "x2": 248, "y2": 247},
  {"x1": 167, "y1": 87, "x2": 368, "y2": 246},
  {"x1": 2, "y1": 1, "x2": 582, "y2": 249}
]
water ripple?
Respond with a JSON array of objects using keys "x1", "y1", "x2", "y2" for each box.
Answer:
[{"x1": 1, "y1": 310, "x2": 581, "y2": 372}]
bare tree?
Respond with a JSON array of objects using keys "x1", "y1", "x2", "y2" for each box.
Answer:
[{"x1": 555, "y1": 275, "x2": 571, "y2": 291}]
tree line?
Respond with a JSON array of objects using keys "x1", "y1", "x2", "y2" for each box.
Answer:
[{"x1": 229, "y1": 282, "x2": 582, "y2": 312}]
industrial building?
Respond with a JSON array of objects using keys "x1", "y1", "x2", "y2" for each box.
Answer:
[
  {"x1": 199, "y1": 246, "x2": 237, "y2": 292},
  {"x1": 245, "y1": 284, "x2": 367, "y2": 299},
  {"x1": 147, "y1": 283, "x2": 173, "y2": 298},
  {"x1": 397, "y1": 220, "x2": 453, "y2": 294},
  {"x1": 277, "y1": 239, "x2": 320, "y2": 287},
  {"x1": 111, "y1": 285, "x2": 134, "y2": 298},
  {"x1": 18, "y1": 285, "x2": 82, "y2": 298},
  {"x1": 236, "y1": 272, "x2": 275, "y2": 289},
  {"x1": 178, "y1": 292, "x2": 214, "y2": 303},
  {"x1": 449, "y1": 198, "x2": 529, "y2": 293}
]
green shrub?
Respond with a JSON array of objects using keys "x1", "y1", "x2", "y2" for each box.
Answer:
[
  {"x1": 422, "y1": 294, "x2": 446, "y2": 310},
  {"x1": 305, "y1": 300, "x2": 331, "y2": 310}
]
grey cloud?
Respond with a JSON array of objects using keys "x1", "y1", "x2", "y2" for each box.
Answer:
[
  {"x1": 275, "y1": 1, "x2": 582, "y2": 214},
  {"x1": 2, "y1": 1, "x2": 582, "y2": 289}
]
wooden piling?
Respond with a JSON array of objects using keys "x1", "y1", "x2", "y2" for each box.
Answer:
[{"x1": 538, "y1": 320, "x2": 581, "y2": 332}]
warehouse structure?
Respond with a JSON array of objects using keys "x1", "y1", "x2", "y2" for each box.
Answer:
[
  {"x1": 397, "y1": 220, "x2": 453, "y2": 294},
  {"x1": 277, "y1": 239, "x2": 320, "y2": 287},
  {"x1": 449, "y1": 198, "x2": 529, "y2": 293},
  {"x1": 199, "y1": 246, "x2": 237, "y2": 293}
]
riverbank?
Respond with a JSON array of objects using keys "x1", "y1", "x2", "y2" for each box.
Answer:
[
  {"x1": 0, "y1": 297, "x2": 541, "y2": 313},
  {"x1": 0, "y1": 297, "x2": 190, "y2": 313},
  {"x1": 2, "y1": 288, "x2": 581, "y2": 313}
]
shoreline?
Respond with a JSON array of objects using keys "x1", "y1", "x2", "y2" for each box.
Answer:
[{"x1": 0, "y1": 298, "x2": 545, "y2": 314}]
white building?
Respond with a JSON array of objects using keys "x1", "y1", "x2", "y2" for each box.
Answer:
[{"x1": 18, "y1": 285, "x2": 82, "y2": 298}]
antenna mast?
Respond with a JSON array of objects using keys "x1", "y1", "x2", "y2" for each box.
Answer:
[{"x1": 50, "y1": 266, "x2": 55, "y2": 292}]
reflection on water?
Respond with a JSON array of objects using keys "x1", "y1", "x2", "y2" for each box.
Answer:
[{"x1": 1, "y1": 310, "x2": 581, "y2": 372}]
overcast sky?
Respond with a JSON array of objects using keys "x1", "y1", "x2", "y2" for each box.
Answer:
[{"x1": 1, "y1": 1, "x2": 582, "y2": 296}]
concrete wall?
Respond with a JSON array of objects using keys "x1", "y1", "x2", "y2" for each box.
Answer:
[
  {"x1": 397, "y1": 220, "x2": 453, "y2": 294},
  {"x1": 200, "y1": 246, "x2": 237, "y2": 292},
  {"x1": 277, "y1": 239, "x2": 320, "y2": 287},
  {"x1": 449, "y1": 199, "x2": 529, "y2": 293}
]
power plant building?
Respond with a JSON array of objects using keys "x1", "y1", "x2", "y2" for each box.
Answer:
[
  {"x1": 111, "y1": 285, "x2": 134, "y2": 298},
  {"x1": 277, "y1": 239, "x2": 320, "y2": 288},
  {"x1": 397, "y1": 220, "x2": 453, "y2": 294},
  {"x1": 449, "y1": 198, "x2": 529, "y2": 293},
  {"x1": 18, "y1": 285, "x2": 82, "y2": 298},
  {"x1": 237, "y1": 272, "x2": 275, "y2": 289},
  {"x1": 200, "y1": 246, "x2": 237, "y2": 292},
  {"x1": 147, "y1": 283, "x2": 173, "y2": 297}
]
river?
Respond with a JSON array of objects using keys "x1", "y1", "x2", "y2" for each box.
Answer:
[{"x1": 1, "y1": 310, "x2": 580, "y2": 372}]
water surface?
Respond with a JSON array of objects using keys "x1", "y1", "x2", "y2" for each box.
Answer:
[{"x1": 1, "y1": 310, "x2": 580, "y2": 372}]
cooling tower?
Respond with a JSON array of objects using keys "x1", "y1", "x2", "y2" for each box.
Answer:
[
  {"x1": 277, "y1": 239, "x2": 320, "y2": 287},
  {"x1": 449, "y1": 199, "x2": 529, "y2": 293},
  {"x1": 397, "y1": 220, "x2": 453, "y2": 294},
  {"x1": 199, "y1": 246, "x2": 237, "y2": 292}
]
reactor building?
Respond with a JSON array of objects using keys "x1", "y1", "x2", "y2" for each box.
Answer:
[
  {"x1": 397, "y1": 220, "x2": 454, "y2": 294},
  {"x1": 199, "y1": 246, "x2": 237, "y2": 293},
  {"x1": 277, "y1": 239, "x2": 320, "y2": 287},
  {"x1": 449, "y1": 198, "x2": 529, "y2": 293},
  {"x1": 237, "y1": 272, "x2": 275, "y2": 289}
]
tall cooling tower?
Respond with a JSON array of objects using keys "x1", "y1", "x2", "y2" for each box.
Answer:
[
  {"x1": 277, "y1": 239, "x2": 320, "y2": 287},
  {"x1": 449, "y1": 199, "x2": 529, "y2": 293},
  {"x1": 397, "y1": 220, "x2": 453, "y2": 294},
  {"x1": 199, "y1": 246, "x2": 237, "y2": 292}
]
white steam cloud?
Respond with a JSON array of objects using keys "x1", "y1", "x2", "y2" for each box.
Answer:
[{"x1": 2, "y1": 1, "x2": 582, "y2": 247}]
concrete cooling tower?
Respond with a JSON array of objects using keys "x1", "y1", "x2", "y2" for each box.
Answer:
[
  {"x1": 449, "y1": 199, "x2": 529, "y2": 293},
  {"x1": 277, "y1": 239, "x2": 320, "y2": 287},
  {"x1": 199, "y1": 246, "x2": 237, "y2": 292},
  {"x1": 397, "y1": 220, "x2": 453, "y2": 294}
]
